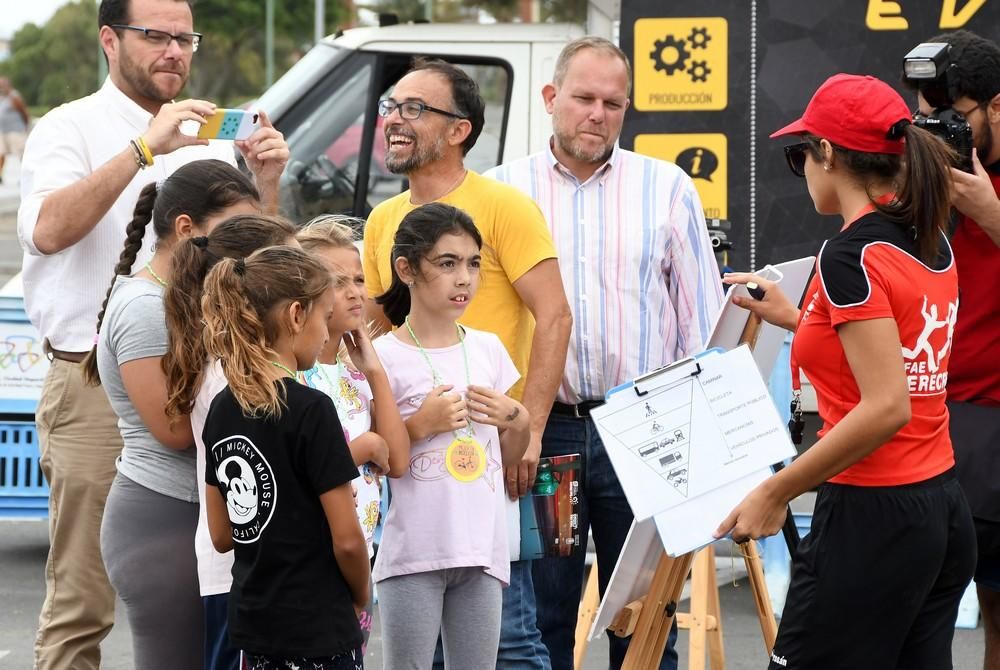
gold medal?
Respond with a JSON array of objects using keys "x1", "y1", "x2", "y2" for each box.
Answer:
[{"x1": 446, "y1": 437, "x2": 487, "y2": 482}]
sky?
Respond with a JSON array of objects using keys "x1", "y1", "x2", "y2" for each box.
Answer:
[{"x1": 1, "y1": 0, "x2": 70, "y2": 39}]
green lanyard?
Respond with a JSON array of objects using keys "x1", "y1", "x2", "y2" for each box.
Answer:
[
  {"x1": 271, "y1": 360, "x2": 298, "y2": 379},
  {"x1": 404, "y1": 316, "x2": 475, "y2": 439}
]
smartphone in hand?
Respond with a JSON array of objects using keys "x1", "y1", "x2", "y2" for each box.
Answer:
[{"x1": 197, "y1": 109, "x2": 260, "y2": 140}]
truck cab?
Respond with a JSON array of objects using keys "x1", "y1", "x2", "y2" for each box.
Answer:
[{"x1": 255, "y1": 22, "x2": 585, "y2": 222}]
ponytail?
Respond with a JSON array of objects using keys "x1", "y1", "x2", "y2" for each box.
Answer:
[
  {"x1": 163, "y1": 214, "x2": 295, "y2": 419},
  {"x1": 375, "y1": 274, "x2": 411, "y2": 327},
  {"x1": 81, "y1": 182, "x2": 158, "y2": 386},
  {"x1": 201, "y1": 246, "x2": 331, "y2": 419},
  {"x1": 875, "y1": 124, "x2": 956, "y2": 265}
]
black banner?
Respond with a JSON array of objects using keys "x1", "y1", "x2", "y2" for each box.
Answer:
[{"x1": 620, "y1": 0, "x2": 1000, "y2": 270}]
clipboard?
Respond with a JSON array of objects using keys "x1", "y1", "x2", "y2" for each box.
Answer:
[
  {"x1": 707, "y1": 256, "x2": 815, "y2": 380},
  {"x1": 591, "y1": 345, "x2": 796, "y2": 551}
]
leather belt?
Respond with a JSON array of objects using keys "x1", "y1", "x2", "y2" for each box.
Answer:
[
  {"x1": 44, "y1": 339, "x2": 88, "y2": 364},
  {"x1": 551, "y1": 400, "x2": 603, "y2": 419}
]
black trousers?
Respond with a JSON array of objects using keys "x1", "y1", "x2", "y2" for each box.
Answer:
[{"x1": 769, "y1": 469, "x2": 976, "y2": 670}]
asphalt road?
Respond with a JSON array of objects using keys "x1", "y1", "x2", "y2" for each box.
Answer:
[{"x1": 0, "y1": 519, "x2": 986, "y2": 669}]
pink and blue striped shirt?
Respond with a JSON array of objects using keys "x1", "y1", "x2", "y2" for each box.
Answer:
[{"x1": 486, "y1": 143, "x2": 724, "y2": 403}]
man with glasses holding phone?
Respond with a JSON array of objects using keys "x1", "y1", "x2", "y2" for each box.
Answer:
[
  {"x1": 362, "y1": 58, "x2": 572, "y2": 669},
  {"x1": 904, "y1": 29, "x2": 1000, "y2": 670},
  {"x1": 17, "y1": 1, "x2": 288, "y2": 668}
]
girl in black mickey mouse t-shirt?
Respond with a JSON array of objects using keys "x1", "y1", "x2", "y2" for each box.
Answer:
[{"x1": 200, "y1": 246, "x2": 370, "y2": 670}]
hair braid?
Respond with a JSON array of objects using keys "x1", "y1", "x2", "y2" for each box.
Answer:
[{"x1": 81, "y1": 182, "x2": 158, "y2": 385}]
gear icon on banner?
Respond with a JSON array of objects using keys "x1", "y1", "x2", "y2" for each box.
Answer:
[
  {"x1": 688, "y1": 60, "x2": 711, "y2": 83},
  {"x1": 688, "y1": 27, "x2": 711, "y2": 49},
  {"x1": 650, "y1": 35, "x2": 690, "y2": 75}
]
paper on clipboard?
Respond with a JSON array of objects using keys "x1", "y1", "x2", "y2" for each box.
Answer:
[
  {"x1": 591, "y1": 345, "x2": 795, "y2": 533},
  {"x1": 707, "y1": 256, "x2": 815, "y2": 379},
  {"x1": 587, "y1": 466, "x2": 775, "y2": 641}
]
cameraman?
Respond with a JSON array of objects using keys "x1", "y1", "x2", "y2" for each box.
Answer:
[{"x1": 909, "y1": 29, "x2": 1000, "y2": 669}]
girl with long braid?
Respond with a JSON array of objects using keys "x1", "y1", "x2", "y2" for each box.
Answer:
[{"x1": 80, "y1": 159, "x2": 267, "y2": 669}]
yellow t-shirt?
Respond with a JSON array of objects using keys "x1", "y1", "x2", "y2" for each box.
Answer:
[{"x1": 363, "y1": 171, "x2": 556, "y2": 400}]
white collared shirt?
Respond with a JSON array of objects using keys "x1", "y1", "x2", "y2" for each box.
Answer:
[
  {"x1": 17, "y1": 77, "x2": 235, "y2": 352},
  {"x1": 487, "y1": 143, "x2": 724, "y2": 403}
]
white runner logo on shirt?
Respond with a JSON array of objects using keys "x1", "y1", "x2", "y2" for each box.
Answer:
[
  {"x1": 901, "y1": 296, "x2": 958, "y2": 395},
  {"x1": 211, "y1": 435, "x2": 277, "y2": 543}
]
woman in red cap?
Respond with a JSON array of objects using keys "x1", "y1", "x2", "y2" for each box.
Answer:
[{"x1": 716, "y1": 73, "x2": 976, "y2": 668}]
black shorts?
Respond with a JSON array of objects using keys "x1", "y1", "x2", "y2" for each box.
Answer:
[{"x1": 768, "y1": 470, "x2": 976, "y2": 670}]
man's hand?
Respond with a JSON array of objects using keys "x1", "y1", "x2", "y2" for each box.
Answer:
[
  {"x1": 144, "y1": 99, "x2": 216, "y2": 156},
  {"x1": 236, "y1": 110, "x2": 289, "y2": 187},
  {"x1": 505, "y1": 431, "x2": 541, "y2": 500},
  {"x1": 951, "y1": 149, "x2": 1000, "y2": 242}
]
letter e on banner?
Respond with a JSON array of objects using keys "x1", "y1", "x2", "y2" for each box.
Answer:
[{"x1": 866, "y1": 0, "x2": 908, "y2": 30}]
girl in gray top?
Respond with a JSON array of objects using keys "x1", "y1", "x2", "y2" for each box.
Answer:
[{"x1": 83, "y1": 159, "x2": 266, "y2": 670}]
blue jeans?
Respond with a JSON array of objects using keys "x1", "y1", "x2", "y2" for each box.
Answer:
[
  {"x1": 533, "y1": 414, "x2": 678, "y2": 670},
  {"x1": 432, "y1": 561, "x2": 550, "y2": 669},
  {"x1": 203, "y1": 594, "x2": 241, "y2": 670}
]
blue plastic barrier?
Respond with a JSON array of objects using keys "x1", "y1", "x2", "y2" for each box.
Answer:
[
  {"x1": 0, "y1": 295, "x2": 49, "y2": 518},
  {"x1": 0, "y1": 421, "x2": 48, "y2": 518}
]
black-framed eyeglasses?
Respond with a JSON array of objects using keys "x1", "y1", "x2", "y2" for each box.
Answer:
[
  {"x1": 377, "y1": 98, "x2": 467, "y2": 121},
  {"x1": 783, "y1": 142, "x2": 811, "y2": 178},
  {"x1": 111, "y1": 24, "x2": 202, "y2": 53},
  {"x1": 952, "y1": 102, "x2": 985, "y2": 118}
]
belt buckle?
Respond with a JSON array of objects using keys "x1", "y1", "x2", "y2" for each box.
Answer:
[{"x1": 573, "y1": 403, "x2": 587, "y2": 419}]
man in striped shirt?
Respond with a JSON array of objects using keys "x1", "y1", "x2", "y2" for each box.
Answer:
[{"x1": 487, "y1": 37, "x2": 724, "y2": 670}]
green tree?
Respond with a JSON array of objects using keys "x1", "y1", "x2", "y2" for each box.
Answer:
[
  {"x1": 186, "y1": 0, "x2": 352, "y2": 105},
  {"x1": 4, "y1": 0, "x2": 354, "y2": 111},
  {"x1": 5, "y1": 0, "x2": 100, "y2": 109}
]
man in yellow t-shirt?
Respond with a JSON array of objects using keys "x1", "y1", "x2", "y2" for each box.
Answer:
[{"x1": 363, "y1": 58, "x2": 572, "y2": 668}]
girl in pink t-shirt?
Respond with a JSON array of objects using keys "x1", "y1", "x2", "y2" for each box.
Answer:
[
  {"x1": 372, "y1": 203, "x2": 530, "y2": 669},
  {"x1": 296, "y1": 217, "x2": 409, "y2": 651}
]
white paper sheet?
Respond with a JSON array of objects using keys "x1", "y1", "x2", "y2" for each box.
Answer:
[{"x1": 591, "y1": 345, "x2": 796, "y2": 553}]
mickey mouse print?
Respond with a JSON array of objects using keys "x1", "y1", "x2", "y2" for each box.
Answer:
[{"x1": 210, "y1": 434, "x2": 277, "y2": 543}]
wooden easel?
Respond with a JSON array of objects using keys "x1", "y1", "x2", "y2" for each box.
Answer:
[
  {"x1": 572, "y1": 313, "x2": 780, "y2": 670},
  {"x1": 572, "y1": 541, "x2": 775, "y2": 670}
]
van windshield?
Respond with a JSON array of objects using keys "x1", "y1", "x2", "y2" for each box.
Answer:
[{"x1": 257, "y1": 43, "x2": 350, "y2": 120}]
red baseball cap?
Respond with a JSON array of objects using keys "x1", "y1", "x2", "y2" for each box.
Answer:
[{"x1": 770, "y1": 74, "x2": 911, "y2": 155}]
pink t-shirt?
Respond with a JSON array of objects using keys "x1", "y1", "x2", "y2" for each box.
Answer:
[{"x1": 372, "y1": 326, "x2": 519, "y2": 585}]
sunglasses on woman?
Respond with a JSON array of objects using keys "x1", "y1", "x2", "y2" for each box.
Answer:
[{"x1": 783, "y1": 142, "x2": 811, "y2": 178}]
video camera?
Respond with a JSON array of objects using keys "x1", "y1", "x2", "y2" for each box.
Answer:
[
  {"x1": 902, "y1": 42, "x2": 975, "y2": 172},
  {"x1": 706, "y1": 218, "x2": 732, "y2": 273}
]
